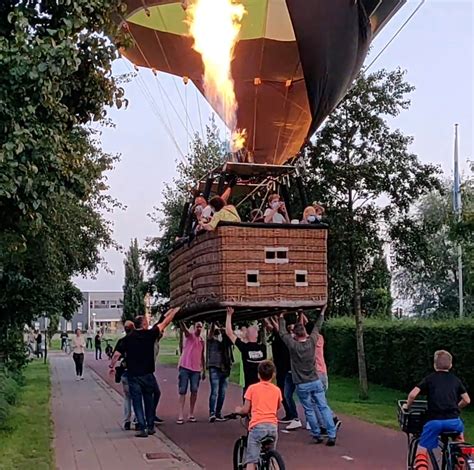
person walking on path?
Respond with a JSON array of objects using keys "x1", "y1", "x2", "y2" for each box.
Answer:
[
  {"x1": 35, "y1": 330, "x2": 43, "y2": 358},
  {"x1": 177, "y1": 321, "x2": 205, "y2": 424},
  {"x1": 95, "y1": 332, "x2": 102, "y2": 360},
  {"x1": 110, "y1": 307, "x2": 179, "y2": 437},
  {"x1": 72, "y1": 328, "x2": 86, "y2": 380},
  {"x1": 113, "y1": 320, "x2": 135, "y2": 430},
  {"x1": 86, "y1": 328, "x2": 93, "y2": 349},
  {"x1": 279, "y1": 309, "x2": 338, "y2": 446},
  {"x1": 225, "y1": 307, "x2": 266, "y2": 397},
  {"x1": 265, "y1": 316, "x2": 301, "y2": 430},
  {"x1": 207, "y1": 322, "x2": 233, "y2": 422}
]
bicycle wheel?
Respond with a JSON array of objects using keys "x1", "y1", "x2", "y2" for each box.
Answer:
[
  {"x1": 233, "y1": 436, "x2": 247, "y2": 470},
  {"x1": 407, "y1": 436, "x2": 419, "y2": 470},
  {"x1": 261, "y1": 450, "x2": 286, "y2": 470}
]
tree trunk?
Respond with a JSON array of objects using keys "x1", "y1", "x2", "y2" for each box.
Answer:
[{"x1": 353, "y1": 268, "x2": 369, "y2": 399}]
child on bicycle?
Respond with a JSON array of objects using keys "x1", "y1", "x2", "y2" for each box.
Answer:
[
  {"x1": 403, "y1": 350, "x2": 470, "y2": 469},
  {"x1": 236, "y1": 360, "x2": 282, "y2": 470}
]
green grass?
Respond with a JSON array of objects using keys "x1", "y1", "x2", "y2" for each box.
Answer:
[
  {"x1": 0, "y1": 360, "x2": 53, "y2": 470},
  {"x1": 158, "y1": 335, "x2": 474, "y2": 438}
]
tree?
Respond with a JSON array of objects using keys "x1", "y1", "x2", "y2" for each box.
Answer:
[
  {"x1": 303, "y1": 69, "x2": 441, "y2": 397},
  {"x1": 145, "y1": 118, "x2": 226, "y2": 297},
  {"x1": 122, "y1": 238, "x2": 145, "y2": 321},
  {"x1": 0, "y1": 0, "x2": 125, "y2": 367},
  {"x1": 392, "y1": 175, "x2": 474, "y2": 317}
]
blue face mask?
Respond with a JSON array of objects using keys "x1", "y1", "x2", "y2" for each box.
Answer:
[{"x1": 307, "y1": 215, "x2": 316, "y2": 223}]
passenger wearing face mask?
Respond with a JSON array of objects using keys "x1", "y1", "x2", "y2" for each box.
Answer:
[
  {"x1": 264, "y1": 193, "x2": 290, "y2": 224},
  {"x1": 302, "y1": 205, "x2": 325, "y2": 225},
  {"x1": 207, "y1": 323, "x2": 234, "y2": 422},
  {"x1": 193, "y1": 195, "x2": 213, "y2": 224}
]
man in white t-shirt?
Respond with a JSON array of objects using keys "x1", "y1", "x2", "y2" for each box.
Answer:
[
  {"x1": 194, "y1": 196, "x2": 213, "y2": 223},
  {"x1": 264, "y1": 193, "x2": 290, "y2": 224}
]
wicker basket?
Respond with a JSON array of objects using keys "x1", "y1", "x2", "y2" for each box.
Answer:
[{"x1": 169, "y1": 222, "x2": 328, "y2": 321}]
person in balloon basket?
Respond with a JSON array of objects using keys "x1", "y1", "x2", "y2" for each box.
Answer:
[
  {"x1": 264, "y1": 193, "x2": 290, "y2": 224},
  {"x1": 403, "y1": 350, "x2": 470, "y2": 469},
  {"x1": 198, "y1": 195, "x2": 240, "y2": 231},
  {"x1": 235, "y1": 360, "x2": 282, "y2": 470}
]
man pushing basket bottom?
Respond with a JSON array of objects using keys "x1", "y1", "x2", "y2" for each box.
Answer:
[{"x1": 402, "y1": 350, "x2": 471, "y2": 468}]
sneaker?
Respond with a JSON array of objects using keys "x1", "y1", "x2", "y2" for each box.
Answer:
[
  {"x1": 75, "y1": 376, "x2": 80, "y2": 381},
  {"x1": 312, "y1": 436, "x2": 324, "y2": 444},
  {"x1": 306, "y1": 422, "x2": 311, "y2": 430},
  {"x1": 135, "y1": 430, "x2": 148, "y2": 438},
  {"x1": 326, "y1": 438, "x2": 336, "y2": 447},
  {"x1": 320, "y1": 427, "x2": 328, "y2": 437},
  {"x1": 286, "y1": 419, "x2": 302, "y2": 430},
  {"x1": 278, "y1": 416, "x2": 293, "y2": 424},
  {"x1": 334, "y1": 416, "x2": 342, "y2": 432},
  {"x1": 216, "y1": 415, "x2": 227, "y2": 422},
  {"x1": 147, "y1": 427, "x2": 156, "y2": 436},
  {"x1": 209, "y1": 415, "x2": 216, "y2": 423},
  {"x1": 154, "y1": 416, "x2": 164, "y2": 424},
  {"x1": 80, "y1": 376, "x2": 84, "y2": 380},
  {"x1": 124, "y1": 422, "x2": 131, "y2": 431}
]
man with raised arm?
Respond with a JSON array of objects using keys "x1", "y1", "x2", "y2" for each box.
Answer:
[
  {"x1": 225, "y1": 307, "x2": 266, "y2": 396},
  {"x1": 279, "y1": 307, "x2": 338, "y2": 446},
  {"x1": 109, "y1": 307, "x2": 180, "y2": 438}
]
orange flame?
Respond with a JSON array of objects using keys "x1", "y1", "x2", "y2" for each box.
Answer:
[{"x1": 187, "y1": 0, "x2": 246, "y2": 152}]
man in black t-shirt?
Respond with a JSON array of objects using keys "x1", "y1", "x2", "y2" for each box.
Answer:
[
  {"x1": 404, "y1": 350, "x2": 470, "y2": 467},
  {"x1": 110, "y1": 307, "x2": 179, "y2": 437},
  {"x1": 225, "y1": 307, "x2": 266, "y2": 395}
]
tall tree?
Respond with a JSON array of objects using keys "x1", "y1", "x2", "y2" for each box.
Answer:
[
  {"x1": 303, "y1": 69, "x2": 441, "y2": 397},
  {"x1": 122, "y1": 239, "x2": 145, "y2": 321},
  {"x1": 392, "y1": 175, "x2": 474, "y2": 317},
  {"x1": 0, "y1": 0, "x2": 125, "y2": 367},
  {"x1": 146, "y1": 119, "x2": 226, "y2": 297}
]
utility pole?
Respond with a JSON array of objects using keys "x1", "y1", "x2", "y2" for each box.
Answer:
[{"x1": 453, "y1": 124, "x2": 463, "y2": 318}]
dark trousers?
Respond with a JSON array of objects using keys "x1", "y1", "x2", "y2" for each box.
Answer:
[
  {"x1": 209, "y1": 367, "x2": 228, "y2": 417},
  {"x1": 36, "y1": 344, "x2": 43, "y2": 358},
  {"x1": 276, "y1": 370, "x2": 291, "y2": 418},
  {"x1": 152, "y1": 375, "x2": 161, "y2": 417},
  {"x1": 73, "y1": 353, "x2": 84, "y2": 376},
  {"x1": 95, "y1": 346, "x2": 102, "y2": 359},
  {"x1": 284, "y1": 371, "x2": 298, "y2": 420},
  {"x1": 128, "y1": 373, "x2": 156, "y2": 431}
]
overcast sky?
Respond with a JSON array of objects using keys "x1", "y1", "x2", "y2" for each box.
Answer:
[{"x1": 74, "y1": 0, "x2": 473, "y2": 293}]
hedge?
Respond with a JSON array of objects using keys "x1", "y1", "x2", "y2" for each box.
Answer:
[
  {"x1": 0, "y1": 369, "x2": 21, "y2": 428},
  {"x1": 323, "y1": 318, "x2": 474, "y2": 393}
]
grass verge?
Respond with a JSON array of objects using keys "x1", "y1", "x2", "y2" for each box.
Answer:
[
  {"x1": 0, "y1": 360, "x2": 53, "y2": 470},
  {"x1": 158, "y1": 335, "x2": 474, "y2": 439}
]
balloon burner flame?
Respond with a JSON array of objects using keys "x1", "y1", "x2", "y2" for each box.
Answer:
[{"x1": 187, "y1": 0, "x2": 246, "y2": 152}]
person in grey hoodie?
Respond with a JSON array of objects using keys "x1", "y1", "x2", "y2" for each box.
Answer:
[{"x1": 279, "y1": 308, "x2": 337, "y2": 446}]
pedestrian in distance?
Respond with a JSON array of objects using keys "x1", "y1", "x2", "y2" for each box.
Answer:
[
  {"x1": 95, "y1": 331, "x2": 102, "y2": 360},
  {"x1": 86, "y1": 328, "x2": 93, "y2": 349},
  {"x1": 72, "y1": 328, "x2": 86, "y2": 381},
  {"x1": 35, "y1": 331, "x2": 43, "y2": 358}
]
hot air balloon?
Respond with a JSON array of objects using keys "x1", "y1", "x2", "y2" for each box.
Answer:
[{"x1": 117, "y1": 0, "x2": 406, "y2": 321}]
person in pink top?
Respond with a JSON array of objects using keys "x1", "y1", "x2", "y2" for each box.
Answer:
[{"x1": 177, "y1": 321, "x2": 205, "y2": 424}]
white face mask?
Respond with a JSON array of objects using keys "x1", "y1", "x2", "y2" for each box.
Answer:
[
  {"x1": 271, "y1": 201, "x2": 280, "y2": 210},
  {"x1": 307, "y1": 215, "x2": 316, "y2": 223}
]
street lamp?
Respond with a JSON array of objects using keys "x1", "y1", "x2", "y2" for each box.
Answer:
[{"x1": 92, "y1": 312, "x2": 96, "y2": 333}]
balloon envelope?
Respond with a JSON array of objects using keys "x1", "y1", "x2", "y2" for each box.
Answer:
[{"x1": 120, "y1": 0, "x2": 405, "y2": 164}]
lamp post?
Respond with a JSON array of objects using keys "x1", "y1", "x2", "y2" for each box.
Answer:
[
  {"x1": 92, "y1": 312, "x2": 97, "y2": 333},
  {"x1": 43, "y1": 316, "x2": 49, "y2": 364}
]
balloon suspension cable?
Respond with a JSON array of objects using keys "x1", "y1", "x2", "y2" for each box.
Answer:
[
  {"x1": 122, "y1": 58, "x2": 187, "y2": 162},
  {"x1": 152, "y1": 68, "x2": 174, "y2": 139},
  {"x1": 365, "y1": 0, "x2": 425, "y2": 72},
  {"x1": 195, "y1": 87, "x2": 205, "y2": 141},
  {"x1": 272, "y1": 80, "x2": 291, "y2": 165}
]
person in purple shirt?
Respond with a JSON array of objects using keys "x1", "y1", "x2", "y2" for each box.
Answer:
[{"x1": 177, "y1": 321, "x2": 205, "y2": 424}]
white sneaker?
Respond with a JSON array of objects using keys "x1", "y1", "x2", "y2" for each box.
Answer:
[
  {"x1": 286, "y1": 419, "x2": 302, "y2": 430},
  {"x1": 80, "y1": 376, "x2": 84, "y2": 380},
  {"x1": 76, "y1": 376, "x2": 80, "y2": 381},
  {"x1": 306, "y1": 422, "x2": 311, "y2": 430}
]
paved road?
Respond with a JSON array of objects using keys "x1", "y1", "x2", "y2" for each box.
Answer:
[
  {"x1": 87, "y1": 353, "x2": 407, "y2": 470},
  {"x1": 50, "y1": 352, "x2": 201, "y2": 470}
]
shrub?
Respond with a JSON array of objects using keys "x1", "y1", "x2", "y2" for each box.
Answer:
[
  {"x1": 323, "y1": 317, "x2": 474, "y2": 393},
  {"x1": 0, "y1": 373, "x2": 20, "y2": 405},
  {"x1": 0, "y1": 396, "x2": 11, "y2": 428}
]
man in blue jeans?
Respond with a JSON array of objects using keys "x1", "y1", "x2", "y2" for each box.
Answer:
[
  {"x1": 206, "y1": 323, "x2": 233, "y2": 422},
  {"x1": 110, "y1": 307, "x2": 179, "y2": 437},
  {"x1": 279, "y1": 308, "x2": 337, "y2": 446}
]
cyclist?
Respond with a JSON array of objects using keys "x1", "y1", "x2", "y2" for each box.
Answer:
[
  {"x1": 403, "y1": 350, "x2": 471, "y2": 469},
  {"x1": 235, "y1": 360, "x2": 281, "y2": 470}
]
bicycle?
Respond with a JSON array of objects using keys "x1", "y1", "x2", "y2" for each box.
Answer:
[
  {"x1": 224, "y1": 413, "x2": 285, "y2": 470},
  {"x1": 397, "y1": 400, "x2": 474, "y2": 470},
  {"x1": 104, "y1": 339, "x2": 114, "y2": 359}
]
